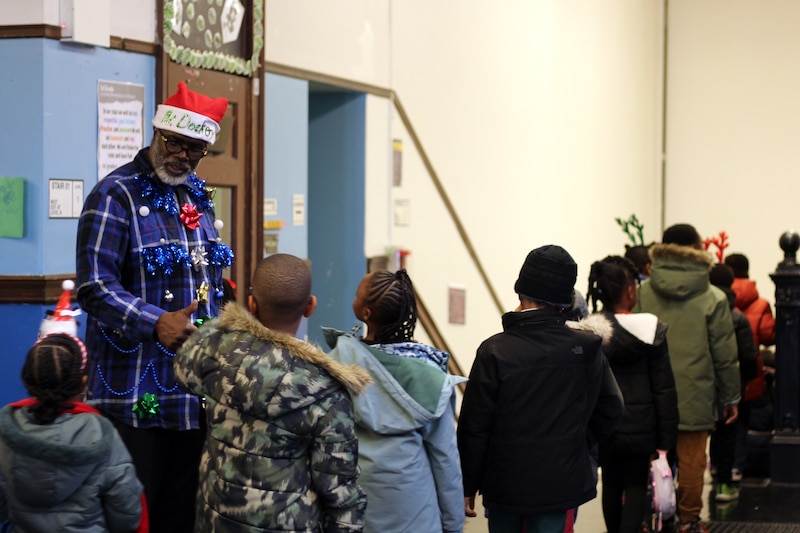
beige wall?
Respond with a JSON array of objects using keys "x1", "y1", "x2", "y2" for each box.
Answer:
[
  {"x1": 2, "y1": 0, "x2": 57, "y2": 25},
  {"x1": 269, "y1": 0, "x2": 666, "y2": 370},
  {"x1": 1, "y1": 0, "x2": 156, "y2": 42},
  {"x1": 666, "y1": 0, "x2": 798, "y2": 307},
  {"x1": 265, "y1": 0, "x2": 392, "y2": 87}
]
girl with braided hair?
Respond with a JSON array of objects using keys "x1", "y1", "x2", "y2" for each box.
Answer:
[
  {"x1": 0, "y1": 334, "x2": 146, "y2": 532},
  {"x1": 352, "y1": 269, "x2": 450, "y2": 371},
  {"x1": 324, "y1": 269, "x2": 467, "y2": 533},
  {"x1": 587, "y1": 256, "x2": 678, "y2": 533}
]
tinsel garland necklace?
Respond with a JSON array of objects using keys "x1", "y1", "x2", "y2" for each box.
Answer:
[
  {"x1": 136, "y1": 173, "x2": 234, "y2": 275},
  {"x1": 139, "y1": 172, "x2": 214, "y2": 214}
]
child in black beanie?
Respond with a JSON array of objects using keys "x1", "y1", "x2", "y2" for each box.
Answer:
[{"x1": 459, "y1": 245, "x2": 624, "y2": 532}]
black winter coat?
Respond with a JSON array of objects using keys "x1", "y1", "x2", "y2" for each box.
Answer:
[
  {"x1": 721, "y1": 287, "x2": 758, "y2": 387},
  {"x1": 598, "y1": 312, "x2": 679, "y2": 463},
  {"x1": 458, "y1": 309, "x2": 624, "y2": 514}
]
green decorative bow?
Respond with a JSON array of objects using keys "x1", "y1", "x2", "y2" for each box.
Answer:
[
  {"x1": 132, "y1": 393, "x2": 160, "y2": 420},
  {"x1": 194, "y1": 315, "x2": 215, "y2": 327}
]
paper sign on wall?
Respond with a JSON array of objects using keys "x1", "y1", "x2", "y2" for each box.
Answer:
[
  {"x1": 97, "y1": 80, "x2": 145, "y2": 181},
  {"x1": 449, "y1": 286, "x2": 466, "y2": 325},
  {"x1": 293, "y1": 194, "x2": 305, "y2": 226},
  {"x1": 0, "y1": 177, "x2": 24, "y2": 238},
  {"x1": 394, "y1": 198, "x2": 410, "y2": 227},
  {"x1": 264, "y1": 198, "x2": 278, "y2": 216},
  {"x1": 393, "y1": 139, "x2": 403, "y2": 186},
  {"x1": 49, "y1": 179, "x2": 84, "y2": 219}
]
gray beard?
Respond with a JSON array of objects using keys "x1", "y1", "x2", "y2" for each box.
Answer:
[{"x1": 153, "y1": 167, "x2": 189, "y2": 186}]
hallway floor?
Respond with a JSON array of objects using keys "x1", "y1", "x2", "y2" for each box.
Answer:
[{"x1": 463, "y1": 472, "x2": 800, "y2": 532}]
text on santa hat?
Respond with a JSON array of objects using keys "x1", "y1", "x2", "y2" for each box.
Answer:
[{"x1": 158, "y1": 110, "x2": 214, "y2": 139}]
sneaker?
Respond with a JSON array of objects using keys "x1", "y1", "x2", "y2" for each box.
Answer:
[
  {"x1": 677, "y1": 520, "x2": 710, "y2": 533},
  {"x1": 731, "y1": 468, "x2": 743, "y2": 482},
  {"x1": 716, "y1": 482, "x2": 740, "y2": 502},
  {"x1": 715, "y1": 500, "x2": 737, "y2": 520}
]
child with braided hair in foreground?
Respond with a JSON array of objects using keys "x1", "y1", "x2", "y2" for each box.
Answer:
[
  {"x1": 324, "y1": 269, "x2": 467, "y2": 533},
  {"x1": 588, "y1": 256, "x2": 678, "y2": 533},
  {"x1": 0, "y1": 333, "x2": 146, "y2": 532}
]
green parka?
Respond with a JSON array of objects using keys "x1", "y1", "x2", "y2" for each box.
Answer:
[{"x1": 635, "y1": 244, "x2": 740, "y2": 431}]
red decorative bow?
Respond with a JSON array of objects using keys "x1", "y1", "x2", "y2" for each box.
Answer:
[{"x1": 180, "y1": 203, "x2": 203, "y2": 230}]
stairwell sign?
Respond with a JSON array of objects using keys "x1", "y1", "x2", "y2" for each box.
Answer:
[{"x1": 97, "y1": 81, "x2": 145, "y2": 181}]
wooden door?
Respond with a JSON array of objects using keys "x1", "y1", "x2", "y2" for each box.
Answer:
[{"x1": 165, "y1": 61, "x2": 260, "y2": 302}]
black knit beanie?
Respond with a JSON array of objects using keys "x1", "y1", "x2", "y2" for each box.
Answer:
[
  {"x1": 662, "y1": 224, "x2": 701, "y2": 247},
  {"x1": 514, "y1": 245, "x2": 577, "y2": 308}
]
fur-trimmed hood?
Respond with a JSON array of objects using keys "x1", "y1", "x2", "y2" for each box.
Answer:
[
  {"x1": 649, "y1": 243, "x2": 714, "y2": 267},
  {"x1": 647, "y1": 243, "x2": 714, "y2": 301},
  {"x1": 217, "y1": 303, "x2": 372, "y2": 394},
  {"x1": 566, "y1": 313, "x2": 614, "y2": 346}
]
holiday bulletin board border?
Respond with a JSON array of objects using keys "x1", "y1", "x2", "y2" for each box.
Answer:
[{"x1": 163, "y1": 0, "x2": 264, "y2": 77}]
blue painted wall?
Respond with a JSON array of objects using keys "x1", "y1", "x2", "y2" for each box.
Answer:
[
  {"x1": 0, "y1": 39, "x2": 155, "y2": 275},
  {"x1": 307, "y1": 92, "x2": 366, "y2": 346},
  {"x1": 0, "y1": 39, "x2": 155, "y2": 405},
  {"x1": 263, "y1": 74, "x2": 309, "y2": 259}
]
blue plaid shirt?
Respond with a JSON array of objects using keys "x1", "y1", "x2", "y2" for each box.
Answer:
[{"x1": 76, "y1": 148, "x2": 230, "y2": 430}]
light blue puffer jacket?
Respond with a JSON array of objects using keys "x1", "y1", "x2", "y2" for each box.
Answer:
[{"x1": 324, "y1": 329, "x2": 467, "y2": 533}]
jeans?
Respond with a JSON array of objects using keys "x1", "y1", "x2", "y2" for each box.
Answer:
[{"x1": 487, "y1": 508, "x2": 567, "y2": 533}]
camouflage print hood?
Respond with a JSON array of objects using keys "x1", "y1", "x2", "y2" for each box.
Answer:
[{"x1": 217, "y1": 303, "x2": 372, "y2": 394}]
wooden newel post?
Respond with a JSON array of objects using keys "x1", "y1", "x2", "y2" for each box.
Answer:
[{"x1": 770, "y1": 230, "x2": 800, "y2": 483}]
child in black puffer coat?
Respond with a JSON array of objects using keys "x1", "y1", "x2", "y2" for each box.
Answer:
[{"x1": 588, "y1": 255, "x2": 679, "y2": 533}]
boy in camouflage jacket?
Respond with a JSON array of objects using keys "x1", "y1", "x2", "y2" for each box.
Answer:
[{"x1": 175, "y1": 254, "x2": 371, "y2": 532}]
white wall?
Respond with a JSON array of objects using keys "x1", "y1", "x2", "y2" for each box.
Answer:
[
  {"x1": 110, "y1": 0, "x2": 156, "y2": 42},
  {"x1": 364, "y1": 94, "x2": 392, "y2": 259},
  {"x1": 1, "y1": 0, "x2": 57, "y2": 24},
  {"x1": 267, "y1": 0, "x2": 666, "y2": 371},
  {"x1": 388, "y1": 1, "x2": 665, "y2": 370},
  {"x1": 265, "y1": 0, "x2": 392, "y2": 88},
  {"x1": 1, "y1": 0, "x2": 156, "y2": 43},
  {"x1": 666, "y1": 0, "x2": 800, "y2": 305}
]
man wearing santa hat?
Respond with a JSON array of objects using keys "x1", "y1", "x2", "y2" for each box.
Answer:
[{"x1": 76, "y1": 82, "x2": 232, "y2": 533}]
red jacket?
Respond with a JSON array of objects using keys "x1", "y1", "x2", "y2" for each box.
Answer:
[{"x1": 732, "y1": 278, "x2": 776, "y2": 347}]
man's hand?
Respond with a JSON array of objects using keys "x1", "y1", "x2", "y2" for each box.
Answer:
[
  {"x1": 723, "y1": 404, "x2": 739, "y2": 425},
  {"x1": 464, "y1": 496, "x2": 477, "y2": 518},
  {"x1": 155, "y1": 301, "x2": 198, "y2": 351}
]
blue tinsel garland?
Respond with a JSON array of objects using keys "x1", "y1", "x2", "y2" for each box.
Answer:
[
  {"x1": 136, "y1": 172, "x2": 232, "y2": 275},
  {"x1": 208, "y1": 242, "x2": 235, "y2": 267},
  {"x1": 141, "y1": 243, "x2": 192, "y2": 276},
  {"x1": 137, "y1": 173, "x2": 215, "y2": 215}
]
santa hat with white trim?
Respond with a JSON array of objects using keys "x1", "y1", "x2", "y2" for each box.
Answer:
[
  {"x1": 39, "y1": 280, "x2": 82, "y2": 339},
  {"x1": 152, "y1": 82, "x2": 228, "y2": 145}
]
